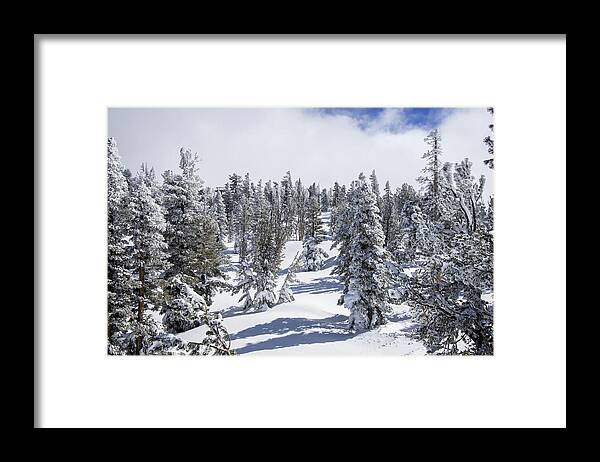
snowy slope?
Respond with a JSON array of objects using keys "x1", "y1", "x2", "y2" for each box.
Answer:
[{"x1": 178, "y1": 212, "x2": 426, "y2": 355}]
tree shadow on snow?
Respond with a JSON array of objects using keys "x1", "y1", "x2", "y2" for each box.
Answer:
[
  {"x1": 232, "y1": 314, "x2": 355, "y2": 354},
  {"x1": 290, "y1": 276, "x2": 342, "y2": 295},
  {"x1": 279, "y1": 255, "x2": 338, "y2": 276},
  {"x1": 321, "y1": 255, "x2": 337, "y2": 270},
  {"x1": 221, "y1": 305, "x2": 248, "y2": 318}
]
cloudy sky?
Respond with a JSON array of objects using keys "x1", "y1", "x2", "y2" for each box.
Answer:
[{"x1": 108, "y1": 107, "x2": 493, "y2": 198}]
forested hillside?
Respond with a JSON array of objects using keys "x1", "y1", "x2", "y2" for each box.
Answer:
[{"x1": 108, "y1": 118, "x2": 494, "y2": 356}]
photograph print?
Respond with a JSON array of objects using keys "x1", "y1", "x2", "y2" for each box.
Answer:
[{"x1": 107, "y1": 107, "x2": 494, "y2": 356}]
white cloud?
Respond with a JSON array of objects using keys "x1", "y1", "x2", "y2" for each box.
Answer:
[
  {"x1": 108, "y1": 107, "x2": 493, "y2": 198},
  {"x1": 363, "y1": 108, "x2": 406, "y2": 133}
]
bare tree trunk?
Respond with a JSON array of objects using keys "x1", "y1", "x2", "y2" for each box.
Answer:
[{"x1": 469, "y1": 194, "x2": 478, "y2": 232}]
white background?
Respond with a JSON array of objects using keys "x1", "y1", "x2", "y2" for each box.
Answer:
[{"x1": 36, "y1": 36, "x2": 566, "y2": 428}]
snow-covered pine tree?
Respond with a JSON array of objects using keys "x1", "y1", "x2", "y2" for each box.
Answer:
[
  {"x1": 249, "y1": 182, "x2": 283, "y2": 311},
  {"x1": 232, "y1": 179, "x2": 284, "y2": 312},
  {"x1": 407, "y1": 229, "x2": 493, "y2": 355},
  {"x1": 330, "y1": 181, "x2": 355, "y2": 304},
  {"x1": 483, "y1": 107, "x2": 494, "y2": 169},
  {"x1": 277, "y1": 252, "x2": 300, "y2": 304},
  {"x1": 369, "y1": 169, "x2": 380, "y2": 197},
  {"x1": 226, "y1": 173, "x2": 242, "y2": 242},
  {"x1": 194, "y1": 212, "x2": 230, "y2": 306},
  {"x1": 405, "y1": 157, "x2": 493, "y2": 355},
  {"x1": 418, "y1": 129, "x2": 443, "y2": 221},
  {"x1": 331, "y1": 182, "x2": 341, "y2": 208},
  {"x1": 370, "y1": 169, "x2": 382, "y2": 210},
  {"x1": 233, "y1": 258, "x2": 257, "y2": 310},
  {"x1": 235, "y1": 194, "x2": 251, "y2": 262},
  {"x1": 196, "y1": 307, "x2": 235, "y2": 355},
  {"x1": 391, "y1": 201, "x2": 431, "y2": 265},
  {"x1": 385, "y1": 184, "x2": 423, "y2": 264},
  {"x1": 300, "y1": 182, "x2": 329, "y2": 271},
  {"x1": 441, "y1": 158, "x2": 486, "y2": 233},
  {"x1": 394, "y1": 184, "x2": 417, "y2": 222},
  {"x1": 161, "y1": 275, "x2": 204, "y2": 333},
  {"x1": 252, "y1": 270, "x2": 277, "y2": 311},
  {"x1": 305, "y1": 182, "x2": 325, "y2": 243},
  {"x1": 265, "y1": 180, "x2": 287, "y2": 254},
  {"x1": 484, "y1": 195, "x2": 494, "y2": 232},
  {"x1": 344, "y1": 174, "x2": 392, "y2": 331},
  {"x1": 295, "y1": 178, "x2": 307, "y2": 241},
  {"x1": 381, "y1": 180, "x2": 396, "y2": 248},
  {"x1": 249, "y1": 179, "x2": 265, "y2": 247},
  {"x1": 280, "y1": 171, "x2": 297, "y2": 240},
  {"x1": 211, "y1": 189, "x2": 228, "y2": 242},
  {"x1": 233, "y1": 173, "x2": 252, "y2": 261},
  {"x1": 107, "y1": 137, "x2": 135, "y2": 354},
  {"x1": 140, "y1": 163, "x2": 163, "y2": 206},
  {"x1": 320, "y1": 187, "x2": 330, "y2": 212},
  {"x1": 330, "y1": 182, "x2": 347, "y2": 237},
  {"x1": 330, "y1": 181, "x2": 342, "y2": 231},
  {"x1": 160, "y1": 148, "x2": 206, "y2": 333},
  {"x1": 148, "y1": 304, "x2": 236, "y2": 355},
  {"x1": 222, "y1": 181, "x2": 232, "y2": 231},
  {"x1": 129, "y1": 169, "x2": 170, "y2": 354},
  {"x1": 300, "y1": 235, "x2": 329, "y2": 271}
]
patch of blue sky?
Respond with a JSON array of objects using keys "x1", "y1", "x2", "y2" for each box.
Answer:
[{"x1": 309, "y1": 107, "x2": 455, "y2": 132}]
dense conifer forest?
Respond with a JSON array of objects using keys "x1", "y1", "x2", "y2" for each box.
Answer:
[{"x1": 108, "y1": 113, "x2": 494, "y2": 356}]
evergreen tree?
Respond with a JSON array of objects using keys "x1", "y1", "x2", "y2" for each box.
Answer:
[
  {"x1": 232, "y1": 179, "x2": 284, "y2": 312},
  {"x1": 227, "y1": 173, "x2": 243, "y2": 242},
  {"x1": 234, "y1": 194, "x2": 251, "y2": 262},
  {"x1": 331, "y1": 182, "x2": 341, "y2": 208},
  {"x1": 295, "y1": 178, "x2": 307, "y2": 240},
  {"x1": 281, "y1": 171, "x2": 297, "y2": 240},
  {"x1": 331, "y1": 181, "x2": 354, "y2": 303},
  {"x1": 484, "y1": 196, "x2": 494, "y2": 232},
  {"x1": 211, "y1": 189, "x2": 228, "y2": 241},
  {"x1": 300, "y1": 235, "x2": 329, "y2": 271},
  {"x1": 441, "y1": 158, "x2": 486, "y2": 233},
  {"x1": 418, "y1": 129, "x2": 443, "y2": 221},
  {"x1": 269, "y1": 181, "x2": 288, "y2": 258},
  {"x1": 305, "y1": 182, "x2": 324, "y2": 243},
  {"x1": 343, "y1": 174, "x2": 392, "y2": 331},
  {"x1": 404, "y1": 157, "x2": 493, "y2": 354},
  {"x1": 278, "y1": 252, "x2": 300, "y2": 304},
  {"x1": 195, "y1": 213, "x2": 230, "y2": 305},
  {"x1": 385, "y1": 184, "x2": 422, "y2": 264},
  {"x1": 232, "y1": 259, "x2": 256, "y2": 311},
  {"x1": 407, "y1": 229, "x2": 493, "y2": 355},
  {"x1": 330, "y1": 182, "x2": 347, "y2": 238},
  {"x1": 370, "y1": 169, "x2": 382, "y2": 210},
  {"x1": 234, "y1": 173, "x2": 252, "y2": 261},
  {"x1": 160, "y1": 148, "x2": 206, "y2": 333},
  {"x1": 129, "y1": 169, "x2": 170, "y2": 354},
  {"x1": 161, "y1": 276, "x2": 205, "y2": 334},
  {"x1": 107, "y1": 137, "x2": 135, "y2": 354},
  {"x1": 330, "y1": 182, "x2": 342, "y2": 231},
  {"x1": 381, "y1": 181, "x2": 395, "y2": 247},
  {"x1": 140, "y1": 163, "x2": 163, "y2": 206},
  {"x1": 249, "y1": 183, "x2": 282, "y2": 311},
  {"x1": 197, "y1": 307, "x2": 235, "y2": 355},
  {"x1": 483, "y1": 107, "x2": 494, "y2": 169},
  {"x1": 394, "y1": 183, "x2": 418, "y2": 220},
  {"x1": 370, "y1": 169, "x2": 380, "y2": 197},
  {"x1": 320, "y1": 187, "x2": 330, "y2": 212},
  {"x1": 391, "y1": 202, "x2": 430, "y2": 265}
]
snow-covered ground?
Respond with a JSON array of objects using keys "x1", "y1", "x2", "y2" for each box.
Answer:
[{"x1": 178, "y1": 212, "x2": 426, "y2": 355}]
